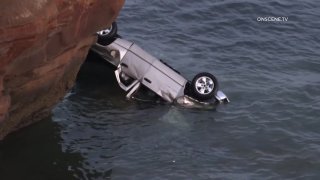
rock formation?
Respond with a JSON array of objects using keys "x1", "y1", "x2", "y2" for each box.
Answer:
[{"x1": 0, "y1": 0, "x2": 125, "y2": 140}]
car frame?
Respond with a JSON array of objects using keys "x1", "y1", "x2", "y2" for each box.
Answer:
[{"x1": 91, "y1": 22, "x2": 229, "y2": 105}]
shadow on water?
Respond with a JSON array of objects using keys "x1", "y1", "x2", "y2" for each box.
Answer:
[{"x1": 0, "y1": 117, "x2": 87, "y2": 180}]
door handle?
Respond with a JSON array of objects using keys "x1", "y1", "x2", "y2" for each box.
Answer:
[
  {"x1": 144, "y1": 78, "x2": 152, "y2": 83},
  {"x1": 121, "y1": 63, "x2": 128, "y2": 68}
]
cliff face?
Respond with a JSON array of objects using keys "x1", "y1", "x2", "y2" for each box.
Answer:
[{"x1": 0, "y1": 0, "x2": 125, "y2": 140}]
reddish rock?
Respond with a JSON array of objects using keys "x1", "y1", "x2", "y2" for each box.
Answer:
[{"x1": 0, "y1": 0, "x2": 125, "y2": 139}]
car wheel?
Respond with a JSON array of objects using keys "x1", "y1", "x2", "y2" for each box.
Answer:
[
  {"x1": 97, "y1": 22, "x2": 118, "y2": 46},
  {"x1": 191, "y1": 72, "x2": 218, "y2": 101}
]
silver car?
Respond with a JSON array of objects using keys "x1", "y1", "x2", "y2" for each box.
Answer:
[{"x1": 92, "y1": 22, "x2": 229, "y2": 106}]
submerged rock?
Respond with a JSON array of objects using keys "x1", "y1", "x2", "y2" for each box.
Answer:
[{"x1": 0, "y1": 0, "x2": 125, "y2": 140}]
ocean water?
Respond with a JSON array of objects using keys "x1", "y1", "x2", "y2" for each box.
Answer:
[{"x1": 1, "y1": 0, "x2": 320, "y2": 179}]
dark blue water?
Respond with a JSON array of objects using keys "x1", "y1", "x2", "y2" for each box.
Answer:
[{"x1": 1, "y1": 0, "x2": 320, "y2": 179}]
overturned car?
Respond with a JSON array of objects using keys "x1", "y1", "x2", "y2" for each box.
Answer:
[{"x1": 91, "y1": 22, "x2": 229, "y2": 106}]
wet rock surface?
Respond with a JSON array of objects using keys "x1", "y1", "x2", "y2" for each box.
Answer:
[{"x1": 0, "y1": 0, "x2": 125, "y2": 139}]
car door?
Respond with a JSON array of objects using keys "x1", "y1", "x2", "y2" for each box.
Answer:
[
  {"x1": 142, "y1": 60, "x2": 187, "y2": 102},
  {"x1": 120, "y1": 43, "x2": 157, "y2": 80}
]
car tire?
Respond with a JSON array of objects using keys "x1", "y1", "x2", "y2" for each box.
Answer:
[
  {"x1": 97, "y1": 22, "x2": 118, "y2": 46},
  {"x1": 191, "y1": 72, "x2": 218, "y2": 101}
]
